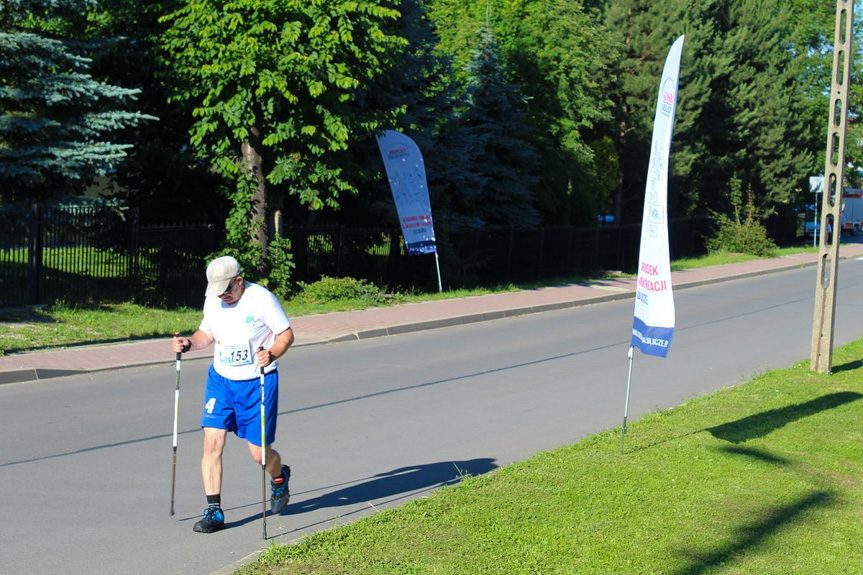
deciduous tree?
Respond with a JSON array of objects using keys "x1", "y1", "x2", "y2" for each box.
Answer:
[{"x1": 160, "y1": 0, "x2": 406, "y2": 276}]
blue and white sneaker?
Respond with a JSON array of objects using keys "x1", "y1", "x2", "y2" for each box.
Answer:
[
  {"x1": 270, "y1": 465, "x2": 291, "y2": 514},
  {"x1": 193, "y1": 507, "x2": 225, "y2": 533}
]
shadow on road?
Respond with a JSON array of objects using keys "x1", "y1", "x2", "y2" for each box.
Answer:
[
  {"x1": 217, "y1": 458, "x2": 499, "y2": 536},
  {"x1": 705, "y1": 391, "x2": 861, "y2": 443},
  {"x1": 285, "y1": 458, "x2": 497, "y2": 516}
]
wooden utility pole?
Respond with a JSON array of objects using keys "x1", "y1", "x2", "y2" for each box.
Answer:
[{"x1": 811, "y1": 0, "x2": 855, "y2": 374}]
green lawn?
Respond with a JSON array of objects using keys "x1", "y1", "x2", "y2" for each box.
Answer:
[
  {"x1": 238, "y1": 339, "x2": 863, "y2": 575},
  {"x1": 0, "y1": 302, "x2": 203, "y2": 354},
  {"x1": 670, "y1": 246, "x2": 818, "y2": 271},
  {"x1": 0, "y1": 287, "x2": 520, "y2": 355}
]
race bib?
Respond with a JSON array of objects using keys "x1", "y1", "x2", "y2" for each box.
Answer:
[{"x1": 218, "y1": 342, "x2": 253, "y2": 366}]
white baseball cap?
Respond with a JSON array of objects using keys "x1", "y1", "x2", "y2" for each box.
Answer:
[{"x1": 205, "y1": 256, "x2": 242, "y2": 297}]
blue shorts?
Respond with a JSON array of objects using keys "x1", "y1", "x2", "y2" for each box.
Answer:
[{"x1": 201, "y1": 365, "x2": 279, "y2": 446}]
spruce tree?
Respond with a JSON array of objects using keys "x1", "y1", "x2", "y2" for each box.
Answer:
[
  {"x1": 318, "y1": 0, "x2": 466, "y2": 230},
  {"x1": 448, "y1": 28, "x2": 539, "y2": 228},
  {"x1": 707, "y1": 1, "x2": 810, "y2": 211},
  {"x1": 79, "y1": 0, "x2": 228, "y2": 225},
  {"x1": 604, "y1": 0, "x2": 814, "y2": 221},
  {"x1": 427, "y1": 0, "x2": 615, "y2": 227},
  {"x1": 604, "y1": 0, "x2": 722, "y2": 221},
  {"x1": 0, "y1": 0, "x2": 155, "y2": 203},
  {"x1": 384, "y1": 0, "x2": 475, "y2": 232}
]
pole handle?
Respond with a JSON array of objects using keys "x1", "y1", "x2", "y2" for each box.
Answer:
[{"x1": 174, "y1": 332, "x2": 182, "y2": 362}]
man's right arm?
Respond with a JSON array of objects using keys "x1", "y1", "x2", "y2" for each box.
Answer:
[{"x1": 172, "y1": 330, "x2": 214, "y2": 354}]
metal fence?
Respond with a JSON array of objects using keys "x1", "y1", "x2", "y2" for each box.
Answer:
[
  {"x1": 284, "y1": 216, "x2": 712, "y2": 292},
  {"x1": 0, "y1": 204, "x2": 219, "y2": 307},
  {"x1": 0, "y1": 205, "x2": 711, "y2": 307}
]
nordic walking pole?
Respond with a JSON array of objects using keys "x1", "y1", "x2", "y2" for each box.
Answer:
[
  {"x1": 170, "y1": 332, "x2": 182, "y2": 516},
  {"x1": 258, "y1": 346, "x2": 267, "y2": 540}
]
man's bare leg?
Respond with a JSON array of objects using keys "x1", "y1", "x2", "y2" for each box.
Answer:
[
  {"x1": 247, "y1": 441, "x2": 283, "y2": 478},
  {"x1": 202, "y1": 427, "x2": 227, "y2": 494},
  {"x1": 193, "y1": 427, "x2": 228, "y2": 533}
]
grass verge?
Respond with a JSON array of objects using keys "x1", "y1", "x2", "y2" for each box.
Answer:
[
  {"x1": 670, "y1": 246, "x2": 818, "y2": 271},
  {"x1": 0, "y1": 286, "x2": 518, "y2": 355},
  {"x1": 239, "y1": 339, "x2": 863, "y2": 575},
  {"x1": 0, "y1": 302, "x2": 202, "y2": 355}
]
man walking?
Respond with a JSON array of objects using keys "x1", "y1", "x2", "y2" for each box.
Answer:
[{"x1": 172, "y1": 255, "x2": 295, "y2": 533}]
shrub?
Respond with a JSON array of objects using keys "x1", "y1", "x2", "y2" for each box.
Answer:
[
  {"x1": 706, "y1": 177, "x2": 777, "y2": 257},
  {"x1": 260, "y1": 235, "x2": 294, "y2": 300},
  {"x1": 211, "y1": 235, "x2": 295, "y2": 301},
  {"x1": 291, "y1": 276, "x2": 387, "y2": 304}
]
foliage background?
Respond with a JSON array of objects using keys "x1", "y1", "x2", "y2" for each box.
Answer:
[{"x1": 1, "y1": 0, "x2": 858, "y2": 287}]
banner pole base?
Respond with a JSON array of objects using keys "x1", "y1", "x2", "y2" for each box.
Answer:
[{"x1": 621, "y1": 346, "x2": 634, "y2": 454}]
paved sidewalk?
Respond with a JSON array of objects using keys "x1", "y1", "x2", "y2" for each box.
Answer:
[{"x1": 3, "y1": 245, "x2": 862, "y2": 385}]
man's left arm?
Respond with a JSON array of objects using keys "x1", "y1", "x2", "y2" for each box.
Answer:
[{"x1": 256, "y1": 327, "x2": 294, "y2": 368}]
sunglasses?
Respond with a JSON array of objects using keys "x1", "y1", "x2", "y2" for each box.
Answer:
[{"x1": 219, "y1": 276, "x2": 240, "y2": 298}]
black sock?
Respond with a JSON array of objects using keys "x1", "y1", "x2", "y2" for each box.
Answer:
[{"x1": 206, "y1": 494, "x2": 221, "y2": 508}]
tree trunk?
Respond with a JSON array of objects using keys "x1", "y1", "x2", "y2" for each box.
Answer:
[
  {"x1": 242, "y1": 123, "x2": 268, "y2": 274},
  {"x1": 613, "y1": 6, "x2": 632, "y2": 227},
  {"x1": 614, "y1": 115, "x2": 626, "y2": 225}
]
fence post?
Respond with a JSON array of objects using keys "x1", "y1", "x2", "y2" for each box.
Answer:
[
  {"x1": 336, "y1": 226, "x2": 345, "y2": 277},
  {"x1": 127, "y1": 208, "x2": 140, "y2": 298},
  {"x1": 506, "y1": 227, "x2": 514, "y2": 278},
  {"x1": 690, "y1": 215, "x2": 696, "y2": 257},
  {"x1": 27, "y1": 204, "x2": 43, "y2": 305},
  {"x1": 538, "y1": 227, "x2": 545, "y2": 280},
  {"x1": 473, "y1": 228, "x2": 480, "y2": 279},
  {"x1": 617, "y1": 225, "x2": 624, "y2": 270},
  {"x1": 386, "y1": 228, "x2": 400, "y2": 289},
  {"x1": 592, "y1": 227, "x2": 600, "y2": 271}
]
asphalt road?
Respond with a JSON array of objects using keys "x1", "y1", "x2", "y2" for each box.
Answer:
[{"x1": 2, "y1": 260, "x2": 863, "y2": 575}]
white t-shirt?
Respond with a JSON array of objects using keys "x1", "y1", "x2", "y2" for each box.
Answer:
[{"x1": 200, "y1": 282, "x2": 291, "y2": 381}]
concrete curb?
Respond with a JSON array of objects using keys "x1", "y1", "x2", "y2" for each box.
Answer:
[
  {"x1": 0, "y1": 256, "x2": 831, "y2": 386},
  {"x1": 0, "y1": 368, "x2": 85, "y2": 384}
]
